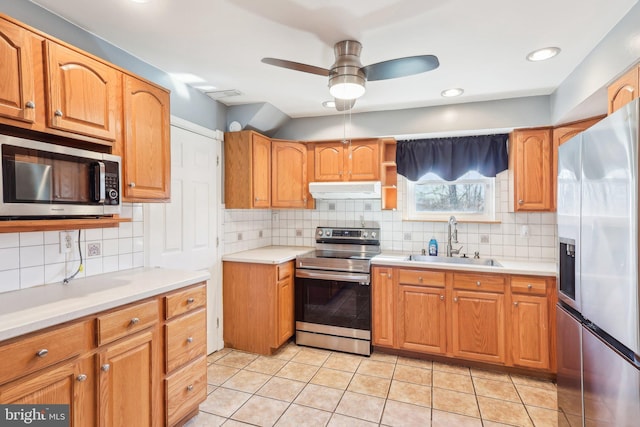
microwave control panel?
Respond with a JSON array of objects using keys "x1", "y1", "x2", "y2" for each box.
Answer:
[{"x1": 104, "y1": 161, "x2": 120, "y2": 205}]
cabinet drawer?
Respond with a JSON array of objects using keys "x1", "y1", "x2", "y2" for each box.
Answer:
[
  {"x1": 97, "y1": 299, "x2": 159, "y2": 346},
  {"x1": 166, "y1": 308, "x2": 207, "y2": 373},
  {"x1": 453, "y1": 273, "x2": 505, "y2": 292},
  {"x1": 511, "y1": 276, "x2": 547, "y2": 296},
  {"x1": 277, "y1": 262, "x2": 293, "y2": 281},
  {"x1": 165, "y1": 283, "x2": 206, "y2": 320},
  {"x1": 166, "y1": 355, "x2": 207, "y2": 426},
  {"x1": 398, "y1": 269, "x2": 445, "y2": 288},
  {"x1": 0, "y1": 320, "x2": 91, "y2": 385}
]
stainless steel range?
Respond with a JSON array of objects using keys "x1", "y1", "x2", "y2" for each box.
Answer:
[{"x1": 295, "y1": 226, "x2": 380, "y2": 356}]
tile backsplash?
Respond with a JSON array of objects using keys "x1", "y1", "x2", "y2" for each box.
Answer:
[
  {"x1": 0, "y1": 203, "x2": 144, "y2": 294},
  {"x1": 224, "y1": 171, "x2": 557, "y2": 262}
]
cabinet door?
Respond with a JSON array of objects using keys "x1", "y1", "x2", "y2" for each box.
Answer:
[
  {"x1": 314, "y1": 142, "x2": 345, "y2": 181},
  {"x1": 252, "y1": 133, "x2": 271, "y2": 207},
  {"x1": 45, "y1": 41, "x2": 120, "y2": 141},
  {"x1": 272, "y1": 140, "x2": 308, "y2": 208},
  {"x1": 122, "y1": 75, "x2": 171, "y2": 201},
  {"x1": 607, "y1": 66, "x2": 639, "y2": 115},
  {"x1": 397, "y1": 284, "x2": 446, "y2": 354},
  {"x1": 0, "y1": 18, "x2": 36, "y2": 124},
  {"x1": 348, "y1": 140, "x2": 380, "y2": 181},
  {"x1": 98, "y1": 329, "x2": 159, "y2": 427},
  {"x1": 451, "y1": 290, "x2": 505, "y2": 364},
  {"x1": 0, "y1": 357, "x2": 95, "y2": 427},
  {"x1": 372, "y1": 267, "x2": 395, "y2": 347},
  {"x1": 512, "y1": 128, "x2": 553, "y2": 211},
  {"x1": 510, "y1": 294, "x2": 549, "y2": 370},
  {"x1": 276, "y1": 275, "x2": 294, "y2": 347}
]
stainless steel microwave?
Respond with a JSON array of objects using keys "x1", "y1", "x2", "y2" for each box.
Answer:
[{"x1": 0, "y1": 135, "x2": 121, "y2": 217}]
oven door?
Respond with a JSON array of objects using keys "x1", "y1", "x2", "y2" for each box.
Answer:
[{"x1": 295, "y1": 269, "x2": 371, "y2": 334}]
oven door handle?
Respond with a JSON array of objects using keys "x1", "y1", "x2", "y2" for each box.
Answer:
[{"x1": 295, "y1": 269, "x2": 370, "y2": 285}]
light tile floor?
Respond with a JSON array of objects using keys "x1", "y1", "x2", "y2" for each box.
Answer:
[{"x1": 186, "y1": 342, "x2": 558, "y2": 427}]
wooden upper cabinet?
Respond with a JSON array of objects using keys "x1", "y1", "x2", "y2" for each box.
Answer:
[
  {"x1": 45, "y1": 41, "x2": 120, "y2": 142},
  {"x1": 510, "y1": 128, "x2": 553, "y2": 211},
  {"x1": 272, "y1": 140, "x2": 308, "y2": 208},
  {"x1": 224, "y1": 130, "x2": 271, "y2": 209},
  {"x1": 0, "y1": 17, "x2": 36, "y2": 124},
  {"x1": 313, "y1": 139, "x2": 380, "y2": 181},
  {"x1": 122, "y1": 75, "x2": 171, "y2": 201},
  {"x1": 607, "y1": 65, "x2": 639, "y2": 115}
]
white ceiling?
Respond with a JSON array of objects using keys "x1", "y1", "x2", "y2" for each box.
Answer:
[{"x1": 30, "y1": 0, "x2": 638, "y2": 118}]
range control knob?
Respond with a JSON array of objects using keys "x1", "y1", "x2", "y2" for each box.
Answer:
[
  {"x1": 370, "y1": 231, "x2": 377, "y2": 239},
  {"x1": 317, "y1": 229, "x2": 324, "y2": 237},
  {"x1": 362, "y1": 232, "x2": 369, "y2": 238}
]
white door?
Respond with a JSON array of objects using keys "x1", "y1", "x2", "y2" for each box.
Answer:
[{"x1": 146, "y1": 117, "x2": 223, "y2": 353}]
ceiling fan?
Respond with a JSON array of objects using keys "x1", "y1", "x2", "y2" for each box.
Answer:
[{"x1": 262, "y1": 40, "x2": 439, "y2": 111}]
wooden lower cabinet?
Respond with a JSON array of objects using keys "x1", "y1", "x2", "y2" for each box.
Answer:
[
  {"x1": 0, "y1": 356, "x2": 95, "y2": 426},
  {"x1": 98, "y1": 329, "x2": 160, "y2": 427},
  {"x1": 371, "y1": 266, "x2": 556, "y2": 373},
  {"x1": 223, "y1": 261, "x2": 295, "y2": 355},
  {"x1": 0, "y1": 282, "x2": 207, "y2": 427},
  {"x1": 451, "y1": 289, "x2": 505, "y2": 364}
]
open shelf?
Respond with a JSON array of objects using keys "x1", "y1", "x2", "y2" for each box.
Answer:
[{"x1": 0, "y1": 216, "x2": 132, "y2": 233}]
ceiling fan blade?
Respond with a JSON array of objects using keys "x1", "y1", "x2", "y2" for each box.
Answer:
[
  {"x1": 334, "y1": 98, "x2": 356, "y2": 111},
  {"x1": 362, "y1": 55, "x2": 439, "y2": 81},
  {"x1": 261, "y1": 58, "x2": 330, "y2": 77}
]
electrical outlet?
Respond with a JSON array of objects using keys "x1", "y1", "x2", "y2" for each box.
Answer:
[
  {"x1": 520, "y1": 225, "x2": 530, "y2": 237},
  {"x1": 404, "y1": 232, "x2": 412, "y2": 241},
  {"x1": 295, "y1": 229, "x2": 303, "y2": 237},
  {"x1": 364, "y1": 203, "x2": 372, "y2": 211},
  {"x1": 237, "y1": 232, "x2": 243, "y2": 241},
  {"x1": 328, "y1": 202, "x2": 336, "y2": 211},
  {"x1": 59, "y1": 231, "x2": 73, "y2": 254},
  {"x1": 87, "y1": 242, "x2": 101, "y2": 257},
  {"x1": 481, "y1": 234, "x2": 490, "y2": 243},
  {"x1": 259, "y1": 230, "x2": 263, "y2": 238}
]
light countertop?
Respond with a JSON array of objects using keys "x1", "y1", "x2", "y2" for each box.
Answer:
[
  {"x1": 372, "y1": 252, "x2": 556, "y2": 276},
  {"x1": 0, "y1": 267, "x2": 210, "y2": 342},
  {"x1": 222, "y1": 246, "x2": 314, "y2": 264}
]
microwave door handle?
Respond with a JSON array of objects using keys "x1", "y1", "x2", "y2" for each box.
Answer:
[{"x1": 93, "y1": 161, "x2": 105, "y2": 203}]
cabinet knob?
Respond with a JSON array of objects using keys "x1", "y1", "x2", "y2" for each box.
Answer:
[
  {"x1": 187, "y1": 297, "x2": 195, "y2": 304},
  {"x1": 186, "y1": 384, "x2": 194, "y2": 392},
  {"x1": 518, "y1": 199, "x2": 524, "y2": 205},
  {"x1": 101, "y1": 364, "x2": 110, "y2": 372},
  {"x1": 440, "y1": 295, "x2": 444, "y2": 301},
  {"x1": 25, "y1": 101, "x2": 35, "y2": 109},
  {"x1": 129, "y1": 182, "x2": 136, "y2": 188},
  {"x1": 387, "y1": 273, "x2": 392, "y2": 279},
  {"x1": 514, "y1": 302, "x2": 519, "y2": 307},
  {"x1": 476, "y1": 281, "x2": 481, "y2": 287},
  {"x1": 36, "y1": 349, "x2": 48, "y2": 358},
  {"x1": 54, "y1": 109, "x2": 63, "y2": 117},
  {"x1": 527, "y1": 284, "x2": 533, "y2": 289},
  {"x1": 418, "y1": 276, "x2": 423, "y2": 282},
  {"x1": 130, "y1": 317, "x2": 140, "y2": 326},
  {"x1": 186, "y1": 337, "x2": 194, "y2": 344},
  {"x1": 453, "y1": 297, "x2": 458, "y2": 302},
  {"x1": 76, "y1": 374, "x2": 87, "y2": 382}
]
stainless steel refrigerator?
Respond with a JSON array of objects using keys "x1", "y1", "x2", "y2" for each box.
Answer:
[{"x1": 557, "y1": 98, "x2": 640, "y2": 427}]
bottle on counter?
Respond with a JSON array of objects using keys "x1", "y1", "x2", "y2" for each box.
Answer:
[{"x1": 428, "y1": 237, "x2": 438, "y2": 256}]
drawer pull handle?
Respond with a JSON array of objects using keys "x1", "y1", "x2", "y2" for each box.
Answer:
[
  {"x1": 36, "y1": 349, "x2": 48, "y2": 358},
  {"x1": 527, "y1": 284, "x2": 533, "y2": 289},
  {"x1": 476, "y1": 281, "x2": 481, "y2": 287},
  {"x1": 130, "y1": 317, "x2": 140, "y2": 326},
  {"x1": 101, "y1": 364, "x2": 110, "y2": 372},
  {"x1": 186, "y1": 384, "x2": 194, "y2": 392},
  {"x1": 186, "y1": 337, "x2": 194, "y2": 344},
  {"x1": 77, "y1": 374, "x2": 87, "y2": 382},
  {"x1": 187, "y1": 297, "x2": 195, "y2": 304}
]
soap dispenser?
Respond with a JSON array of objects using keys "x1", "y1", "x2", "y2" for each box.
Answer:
[{"x1": 428, "y1": 237, "x2": 438, "y2": 256}]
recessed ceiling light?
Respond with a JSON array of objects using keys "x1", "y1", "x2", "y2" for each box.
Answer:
[
  {"x1": 441, "y1": 88, "x2": 464, "y2": 97},
  {"x1": 131, "y1": 0, "x2": 151, "y2": 3},
  {"x1": 322, "y1": 100, "x2": 336, "y2": 108},
  {"x1": 526, "y1": 47, "x2": 561, "y2": 62}
]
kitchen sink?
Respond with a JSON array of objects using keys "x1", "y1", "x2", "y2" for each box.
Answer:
[{"x1": 408, "y1": 254, "x2": 502, "y2": 267}]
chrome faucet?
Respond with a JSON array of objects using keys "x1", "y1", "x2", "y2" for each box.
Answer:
[{"x1": 447, "y1": 216, "x2": 463, "y2": 257}]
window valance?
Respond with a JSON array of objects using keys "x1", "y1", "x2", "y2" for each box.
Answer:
[{"x1": 396, "y1": 134, "x2": 509, "y2": 181}]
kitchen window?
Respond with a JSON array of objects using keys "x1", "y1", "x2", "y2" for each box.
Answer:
[{"x1": 405, "y1": 171, "x2": 496, "y2": 221}]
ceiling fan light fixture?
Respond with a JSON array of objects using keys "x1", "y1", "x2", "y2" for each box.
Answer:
[
  {"x1": 329, "y1": 74, "x2": 366, "y2": 100},
  {"x1": 441, "y1": 88, "x2": 464, "y2": 97},
  {"x1": 322, "y1": 100, "x2": 336, "y2": 108},
  {"x1": 526, "y1": 47, "x2": 561, "y2": 62}
]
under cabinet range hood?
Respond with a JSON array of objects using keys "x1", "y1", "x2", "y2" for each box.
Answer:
[{"x1": 308, "y1": 181, "x2": 381, "y2": 200}]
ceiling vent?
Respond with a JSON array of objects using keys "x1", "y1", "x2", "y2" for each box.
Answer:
[{"x1": 205, "y1": 89, "x2": 242, "y2": 100}]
